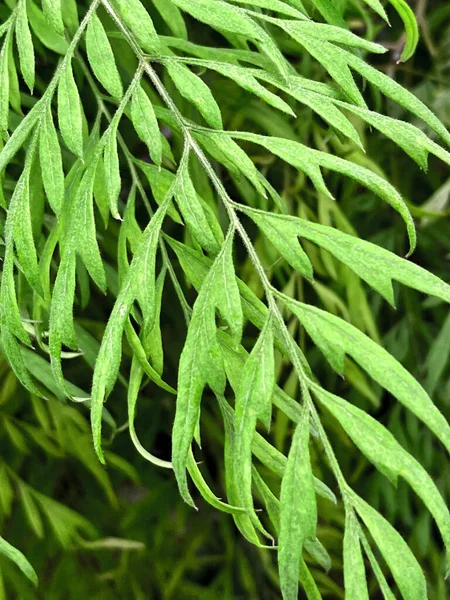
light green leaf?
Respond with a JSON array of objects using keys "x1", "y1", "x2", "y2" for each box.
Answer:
[
  {"x1": 39, "y1": 104, "x2": 64, "y2": 216},
  {"x1": 167, "y1": 61, "x2": 223, "y2": 129},
  {"x1": 174, "y1": 159, "x2": 221, "y2": 253},
  {"x1": 0, "y1": 97, "x2": 43, "y2": 174},
  {"x1": 86, "y1": 14, "x2": 123, "y2": 99},
  {"x1": 128, "y1": 356, "x2": 173, "y2": 469},
  {"x1": 308, "y1": 0, "x2": 346, "y2": 26},
  {"x1": 72, "y1": 166, "x2": 106, "y2": 290},
  {"x1": 227, "y1": 0, "x2": 307, "y2": 18},
  {"x1": 172, "y1": 237, "x2": 239, "y2": 506},
  {"x1": 361, "y1": 0, "x2": 389, "y2": 21},
  {"x1": 242, "y1": 210, "x2": 450, "y2": 305},
  {"x1": 215, "y1": 236, "x2": 243, "y2": 343},
  {"x1": 232, "y1": 132, "x2": 416, "y2": 251},
  {"x1": 246, "y1": 210, "x2": 313, "y2": 280},
  {"x1": 313, "y1": 384, "x2": 450, "y2": 554},
  {"x1": 353, "y1": 494, "x2": 427, "y2": 600},
  {"x1": 0, "y1": 536, "x2": 38, "y2": 586},
  {"x1": 234, "y1": 316, "x2": 274, "y2": 529},
  {"x1": 285, "y1": 299, "x2": 450, "y2": 455},
  {"x1": 388, "y1": 0, "x2": 419, "y2": 62},
  {"x1": 131, "y1": 84, "x2": 162, "y2": 166},
  {"x1": 91, "y1": 201, "x2": 170, "y2": 462},
  {"x1": 285, "y1": 33, "x2": 365, "y2": 106},
  {"x1": 114, "y1": 0, "x2": 161, "y2": 54},
  {"x1": 171, "y1": 0, "x2": 264, "y2": 40},
  {"x1": 278, "y1": 20, "x2": 386, "y2": 54},
  {"x1": 195, "y1": 129, "x2": 267, "y2": 197},
  {"x1": 343, "y1": 511, "x2": 369, "y2": 600},
  {"x1": 57, "y1": 61, "x2": 84, "y2": 157},
  {"x1": 346, "y1": 52, "x2": 450, "y2": 146},
  {"x1": 339, "y1": 103, "x2": 450, "y2": 170},
  {"x1": 41, "y1": 0, "x2": 64, "y2": 34},
  {"x1": 15, "y1": 0, "x2": 35, "y2": 92},
  {"x1": 0, "y1": 34, "x2": 10, "y2": 134},
  {"x1": 103, "y1": 126, "x2": 121, "y2": 219},
  {"x1": 279, "y1": 406, "x2": 317, "y2": 600}
]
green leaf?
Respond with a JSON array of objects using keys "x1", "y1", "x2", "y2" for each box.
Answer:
[
  {"x1": 18, "y1": 483, "x2": 44, "y2": 539},
  {"x1": 27, "y1": 0, "x2": 68, "y2": 55},
  {"x1": 174, "y1": 159, "x2": 221, "y2": 253},
  {"x1": 91, "y1": 201, "x2": 170, "y2": 462},
  {"x1": 72, "y1": 166, "x2": 106, "y2": 290},
  {"x1": 127, "y1": 356, "x2": 173, "y2": 469},
  {"x1": 7, "y1": 137, "x2": 43, "y2": 296},
  {"x1": 233, "y1": 132, "x2": 416, "y2": 252},
  {"x1": 338, "y1": 103, "x2": 450, "y2": 170},
  {"x1": 195, "y1": 129, "x2": 267, "y2": 197},
  {"x1": 227, "y1": 0, "x2": 307, "y2": 18},
  {"x1": 0, "y1": 34, "x2": 10, "y2": 134},
  {"x1": 103, "y1": 126, "x2": 121, "y2": 219},
  {"x1": 172, "y1": 236, "x2": 241, "y2": 506},
  {"x1": 234, "y1": 316, "x2": 274, "y2": 529},
  {"x1": 388, "y1": 0, "x2": 419, "y2": 62},
  {"x1": 167, "y1": 61, "x2": 223, "y2": 129},
  {"x1": 152, "y1": 0, "x2": 187, "y2": 40},
  {"x1": 113, "y1": 0, "x2": 161, "y2": 54},
  {"x1": 284, "y1": 33, "x2": 365, "y2": 106},
  {"x1": 279, "y1": 406, "x2": 317, "y2": 600},
  {"x1": 0, "y1": 536, "x2": 38, "y2": 586},
  {"x1": 346, "y1": 52, "x2": 450, "y2": 146},
  {"x1": 130, "y1": 84, "x2": 162, "y2": 166},
  {"x1": 57, "y1": 61, "x2": 84, "y2": 157},
  {"x1": 343, "y1": 511, "x2": 369, "y2": 600},
  {"x1": 171, "y1": 0, "x2": 264, "y2": 40},
  {"x1": 246, "y1": 210, "x2": 313, "y2": 280},
  {"x1": 242, "y1": 210, "x2": 450, "y2": 305},
  {"x1": 353, "y1": 494, "x2": 427, "y2": 600},
  {"x1": 39, "y1": 104, "x2": 65, "y2": 216},
  {"x1": 15, "y1": 0, "x2": 35, "y2": 92},
  {"x1": 0, "y1": 97, "x2": 43, "y2": 174},
  {"x1": 41, "y1": 0, "x2": 64, "y2": 35},
  {"x1": 285, "y1": 300, "x2": 450, "y2": 455},
  {"x1": 278, "y1": 20, "x2": 386, "y2": 55},
  {"x1": 86, "y1": 13, "x2": 123, "y2": 99},
  {"x1": 312, "y1": 384, "x2": 450, "y2": 554}
]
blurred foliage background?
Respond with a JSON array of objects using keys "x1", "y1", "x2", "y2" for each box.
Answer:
[{"x1": 0, "y1": 0, "x2": 449, "y2": 598}]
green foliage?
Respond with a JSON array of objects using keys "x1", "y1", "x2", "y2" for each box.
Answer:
[{"x1": 0, "y1": 0, "x2": 450, "y2": 598}]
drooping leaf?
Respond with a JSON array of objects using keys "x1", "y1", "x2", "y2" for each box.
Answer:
[
  {"x1": 15, "y1": 0, "x2": 35, "y2": 92},
  {"x1": 39, "y1": 104, "x2": 65, "y2": 216},
  {"x1": 152, "y1": 0, "x2": 187, "y2": 40},
  {"x1": 174, "y1": 159, "x2": 221, "y2": 253},
  {"x1": 285, "y1": 299, "x2": 450, "y2": 454},
  {"x1": 167, "y1": 61, "x2": 223, "y2": 129},
  {"x1": 130, "y1": 84, "x2": 162, "y2": 166},
  {"x1": 234, "y1": 316, "x2": 274, "y2": 529},
  {"x1": 353, "y1": 494, "x2": 427, "y2": 600},
  {"x1": 103, "y1": 126, "x2": 122, "y2": 219},
  {"x1": 242, "y1": 209, "x2": 450, "y2": 305},
  {"x1": 279, "y1": 406, "x2": 317, "y2": 600},
  {"x1": 57, "y1": 61, "x2": 84, "y2": 157},
  {"x1": 86, "y1": 13, "x2": 123, "y2": 99},
  {"x1": 41, "y1": 0, "x2": 64, "y2": 35},
  {"x1": 388, "y1": 0, "x2": 419, "y2": 62},
  {"x1": 0, "y1": 536, "x2": 38, "y2": 586},
  {"x1": 113, "y1": 0, "x2": 161, "y2": 54},
  {"x1": 343, "y1": 511, "x2": 369, "y2": 600}
]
